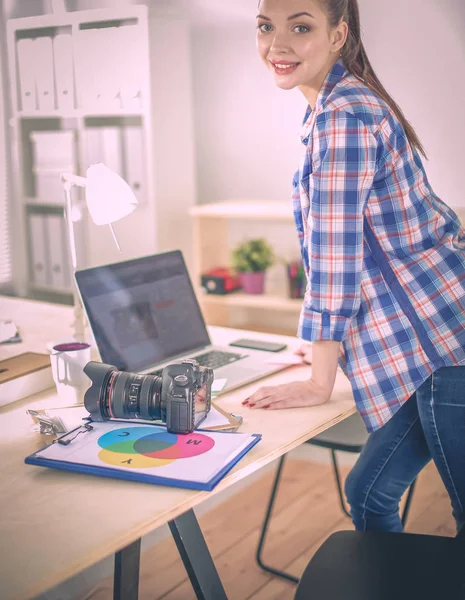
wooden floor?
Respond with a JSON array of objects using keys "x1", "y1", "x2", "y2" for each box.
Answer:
[{"x1": 83, "y1": 458, "x2": 456, "y2": 600}]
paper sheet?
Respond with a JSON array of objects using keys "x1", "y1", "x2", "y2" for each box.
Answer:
[
  {"x1": 212, "y1": 378, "x2": 227, "y2": 394},
  {"x1": 201, "y1": 405, "x2": 232, "y2": 428},
  {"x1": 0, "y1": 320, "x2": 20, "y2": 344}
]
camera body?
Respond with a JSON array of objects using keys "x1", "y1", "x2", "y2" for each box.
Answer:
[
  {"x1": 162, "y1": 360, "x2": 212, "y2": 433},
  {"x1": 83, "y1": 358, "x2": 213, "y2": 434}
]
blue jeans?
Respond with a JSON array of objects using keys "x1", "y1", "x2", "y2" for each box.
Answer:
[{"x1": 344, "y1": 366, "x2": 465, "y2": 533}]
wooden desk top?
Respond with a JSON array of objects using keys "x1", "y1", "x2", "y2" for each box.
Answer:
[{"x1": 0, "y1": 296, "x2": 356, "y2": 600}]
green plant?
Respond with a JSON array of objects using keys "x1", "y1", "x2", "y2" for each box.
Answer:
[{"x1": 231, "y1": 238, "x2": 276, "y2": 273}]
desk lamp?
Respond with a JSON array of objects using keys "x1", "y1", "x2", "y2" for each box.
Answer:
[{"x1": 61, "y1": 164, "x2": 138, "y2": 341}]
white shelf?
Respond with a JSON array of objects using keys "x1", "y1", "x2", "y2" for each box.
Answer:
[
  {"x1": 30, "y1": 283, "x2": 72, "y2": 295},
  {"x1": 190, "y1": 200, "x2": 294, "y2": 221},
  {"x1": 13, "y1": 109, "x2": 145, "y2": 119},
  {"x1": 7, "y1": 5, "x2": 155, "y2": 300},
  {"x1": 24, "y1": 198, "x2": 64, "y2": 209},
  {"x1": 199, "y1": 291, "x2": 302, "y2": 312}
]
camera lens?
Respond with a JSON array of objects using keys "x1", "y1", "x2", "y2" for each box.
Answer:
[{"x1": 84, "y1": 362, "x2": 163, "y2": 422}]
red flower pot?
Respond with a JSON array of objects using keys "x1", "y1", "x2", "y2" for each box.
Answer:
[{"x1": 240, "y1": 271, "x2": 265, "y2": 294}]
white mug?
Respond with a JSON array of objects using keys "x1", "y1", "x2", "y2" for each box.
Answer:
[{"x1": 50, "y1": 342, "x2": 92, "y2": 405}]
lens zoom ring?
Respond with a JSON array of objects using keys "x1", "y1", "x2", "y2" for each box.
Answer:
[{"x1": 139, "y1": 376, "x2": 153, "y2": 420}]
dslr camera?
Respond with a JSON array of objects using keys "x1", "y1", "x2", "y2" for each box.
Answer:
[{"x1": 83, "y1": 358, "x2": 213, "y2": 434}]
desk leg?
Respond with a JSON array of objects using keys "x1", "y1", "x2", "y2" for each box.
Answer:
[
  {"x1": 169, "y1": 509, "x2": 228, "y2": 600},
  {"x1": 114, "y1": 537, "x2": 141, "y2": 600}
]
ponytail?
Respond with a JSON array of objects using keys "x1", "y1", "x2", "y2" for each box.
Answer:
[{"x1": 327, "y1": 0, "x2": 427, "y2": 158}]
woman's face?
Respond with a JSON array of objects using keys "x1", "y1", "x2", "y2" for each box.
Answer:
[{"x1": 256, "y1": 0, "x2": 346, "y2": 101}]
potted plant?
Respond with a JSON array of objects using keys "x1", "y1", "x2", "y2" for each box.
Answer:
[{"x1": 231, "y1": 238, "x2": 275, "y2": 294}]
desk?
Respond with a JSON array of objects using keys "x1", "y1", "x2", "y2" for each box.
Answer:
[{"x1": 0, "y1": 296, "x2": 356, "y2": 600}]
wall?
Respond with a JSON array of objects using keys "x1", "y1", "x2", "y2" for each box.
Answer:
[
  {"x1": 192, "y1": 24, "x2": 306, "y2": 206},
  {"x1": 191, "y1": 0, "x2": 465, "y2": 209},
  {"x1": 358, "y1": 0, "x2": 465, "y2": 209},
  {"x1": 148, "y1": 15, "x2": 197, "y2": 276}
]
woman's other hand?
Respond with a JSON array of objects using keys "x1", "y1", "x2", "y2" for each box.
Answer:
[{"x1": 242, "y1": 379, "x2": 329, "y2": 410}]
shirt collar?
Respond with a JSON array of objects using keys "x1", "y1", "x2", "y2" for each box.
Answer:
[{"x1": 300, "y1": 59, "x2": 349, "y2": 143}]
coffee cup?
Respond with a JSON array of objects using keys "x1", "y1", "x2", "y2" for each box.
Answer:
[{"x1": 50, "y1": 342, "x2": 92, "y2": 405}]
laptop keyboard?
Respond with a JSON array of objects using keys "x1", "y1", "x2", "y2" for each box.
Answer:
[
  {"x1": 194, "y1": 350, "x2": 245, "y2": 369},
  {"x1": 149, "y1": 349, "x2": 245, "y2": 377}
]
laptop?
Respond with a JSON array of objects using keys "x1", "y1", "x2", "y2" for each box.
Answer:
[{"x1": 74, "y1": 250, "x2": 287, "y2": 393}]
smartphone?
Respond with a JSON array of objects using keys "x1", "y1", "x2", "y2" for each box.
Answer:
[{"x1": 229, "y1": 338, "x2": 288, "y2": 353}]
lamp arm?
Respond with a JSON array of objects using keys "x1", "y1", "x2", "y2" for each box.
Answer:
[
  {"x1": 62, "y1": 173, "x2": 87, "y2": 187},
  {"x1": 63, "y1": 181, "x2": 78, "y2": 271},
  {"x1": 63, "y1": 179, "x2": 85, "y2": 342}
]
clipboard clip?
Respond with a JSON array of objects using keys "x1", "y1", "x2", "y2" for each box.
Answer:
[{"x1": 52, "y1": 423, "x2": 94, "y2": 446}]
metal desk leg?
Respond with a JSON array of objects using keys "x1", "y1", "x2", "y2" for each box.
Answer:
[
  {"x1": 169, "y1": 509, "x2": 228, "y2": 600},
  {"x1": 114, "y1": 537, "x2": 141, "y2": 600}
]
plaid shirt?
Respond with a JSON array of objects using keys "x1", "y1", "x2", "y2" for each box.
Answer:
[{"x1": 293, "y1": 59, "x2": 465, "y2": 432}]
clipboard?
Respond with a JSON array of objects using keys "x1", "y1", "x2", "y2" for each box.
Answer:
[{"x1": 25, "y1": 420, "x2": 261, "y2": 491}]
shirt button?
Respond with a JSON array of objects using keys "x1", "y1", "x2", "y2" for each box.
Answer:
[{"x1": 302, "y1": 137, "x2": 309, "y2": 144}]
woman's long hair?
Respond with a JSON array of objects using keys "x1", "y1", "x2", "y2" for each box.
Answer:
[{"x1": 325, "y1": 0, "x2": 427, "y2": 158}]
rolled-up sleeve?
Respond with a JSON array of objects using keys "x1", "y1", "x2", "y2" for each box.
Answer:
[{"x1": 298, "y1": 110, "x2": 378, "y2": 342}]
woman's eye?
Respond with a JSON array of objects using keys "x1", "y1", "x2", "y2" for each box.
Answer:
[
  {"x1": 293, "y1": 25, "x2": 310, "y2": 33},
  {"x1": 257, "y1": 23, "x2": 273, "y2": 33}
]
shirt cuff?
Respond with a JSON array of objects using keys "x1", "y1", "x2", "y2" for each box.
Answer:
[{"x1": 297, "y1": 307, "x2": 352, "y2": 342}]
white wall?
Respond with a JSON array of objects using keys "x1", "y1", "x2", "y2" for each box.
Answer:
[
  {"x1": 358, "y1": 0, "x2": 465, "y2": 208},
  {"x1": 148, "y1": 15, "x2": 197, "y2": 276},
  {"x1": 192, "y1": 24, "x2": 306, "y2": 206},
  {"x1": 191, "y1": 0, "x2": 465, "y2": 209}
]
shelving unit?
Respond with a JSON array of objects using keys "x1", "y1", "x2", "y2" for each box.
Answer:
[
  {"x1": 6, "y1": 6, "x2": 154, "y2": 302},
  {"x1": 190, "y1": 200, "x2": 303, "y2": 336}
]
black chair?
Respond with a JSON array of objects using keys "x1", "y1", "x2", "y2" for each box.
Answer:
[
  {"x1": 256, "y1": 412, "x2": 418, "y2": 583},
  {"x1": 294, "y1": 525, "x2": 465, "y2": 599}
]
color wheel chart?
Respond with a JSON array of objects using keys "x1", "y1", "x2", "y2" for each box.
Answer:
[{"x1": 98, "y1": 426, "x2": 215, "y2": 469}]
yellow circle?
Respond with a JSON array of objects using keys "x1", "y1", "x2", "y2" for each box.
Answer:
[{"x1": 99, "y1": 448, "x2": 174, "y2": 469}]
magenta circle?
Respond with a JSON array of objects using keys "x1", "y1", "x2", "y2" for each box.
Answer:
[{"x1": 141, "y1": 432, "x2": 215, "y2": 459}]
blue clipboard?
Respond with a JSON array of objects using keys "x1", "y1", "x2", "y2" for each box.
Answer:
[{"x1": 25, "y1": 421, "x2": 262, "y2": 491}]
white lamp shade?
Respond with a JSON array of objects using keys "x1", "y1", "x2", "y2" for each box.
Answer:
[{"x1": 85, "y1": 164, "x2": 138, "y2": 226}]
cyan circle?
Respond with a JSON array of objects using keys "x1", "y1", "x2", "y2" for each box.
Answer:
[{"x1": 98, "y1": 426, "x2": 168, "y2": 450}]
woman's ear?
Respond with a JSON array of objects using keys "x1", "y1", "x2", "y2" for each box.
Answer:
[{"x1": 332, "y1": 19, "x2": 348, "y2": 53}]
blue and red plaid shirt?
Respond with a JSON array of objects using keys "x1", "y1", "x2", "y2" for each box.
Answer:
[{"x1": 293, "y1": 59, "x2": 465, "y2": 432}]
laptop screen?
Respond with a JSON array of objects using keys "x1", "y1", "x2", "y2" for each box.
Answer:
[{"x1": 75, "y1": 251, "x2": 211, "y2": 372}]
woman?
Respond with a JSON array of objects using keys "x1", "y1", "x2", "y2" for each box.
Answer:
[{"x1": 244, "y1": 0, "x2": 465, "y2": 533}]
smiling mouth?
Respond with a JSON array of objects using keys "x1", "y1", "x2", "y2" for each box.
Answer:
[{"x1": 270, "y1": 61, "x2": 300, "y2": 75}]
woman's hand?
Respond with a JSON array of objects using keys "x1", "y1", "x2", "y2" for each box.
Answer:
[
  {"x1": 294, "y1": 342, "x2": 312, "y2": 364},
  {"x1": 242, "y1": 379, "x2": 330, "y2": 410}
]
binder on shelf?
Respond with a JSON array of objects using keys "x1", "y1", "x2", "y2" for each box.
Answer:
[
  {"x1": 97, "y1": 26, "x2": 121, "y2": 109},
  {"x1": 30, "y1": 131, "x2": 76, "y2": 169},
  {"x1": 34, "y1": 37, "x2": 56, "y2": 112},
  {"x1": 118, "y1": 25, "x2": 143, "y2": 110},
  {"x1": 33, "y1": 167, "x2": 71, "y2": 205},
  {"x1": 28, "y1": 214, "x2": 49, "y2": 287},
  {"x1": 17, "y1": 38, "x2": 36, "y2": 111},
  {"x1": 25, "y1": 420, "x2": 262, "y2": 491},
  {"x1": 101, "y1": 127, "x2": 123, "y2": 175},
  {"x1": 53, "y1": 34, "x2": 75, "y2": 112},
  {"x1": 85, "y1": 127, "x2": 123, "y2": 175},
  {"x1": 74, "y1": 28, "x2": 98, "y2": 109},
  {"x1": 45, "y1": 214, "x2": 70, "y2": 290},
  {"x1": 84, "y1": 127, "x2": 103, "y2": 168},
  {"x1": 123, "y1": 125, "x2": 146, "y2": 204}
]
